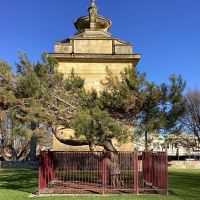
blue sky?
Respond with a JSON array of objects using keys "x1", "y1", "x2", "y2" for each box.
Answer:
[{"x1": 0, "y1": 0, "x2": 200, "y2": 89}]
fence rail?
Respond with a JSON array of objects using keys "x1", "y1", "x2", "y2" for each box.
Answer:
[{"x1": 38, "y1": 150, "x2": 168, "y2": 195}]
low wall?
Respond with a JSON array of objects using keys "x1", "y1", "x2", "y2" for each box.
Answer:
[
  {"x1": 0, "y1": 161, "x2": 38, "y2": 169},
  {"x1": 169, "y1": 160, "x2": 200, "y2": 169},
  {"x1": 1, "y1": 160, "x2": 199, "y2": 170}
]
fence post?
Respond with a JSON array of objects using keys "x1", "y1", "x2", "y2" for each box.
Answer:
[
  {"x1": 49, "y1": 151, "x2": 54, "y2": 181},
  {"x1": 102, "y1": 157, "x2": 106, "y2": 195},
  {"x1": 152, "y1": 152, "x2": 155, "y2": 187},
  {"x1": 134, "y1": 149, "x2": 139, "y2": 194},
  {"x1": 165, "y1": 150, "x2": 169, "y2": 195},
  {"x1": 38, "y1": 151, "x2": 43, "y2": 194}
]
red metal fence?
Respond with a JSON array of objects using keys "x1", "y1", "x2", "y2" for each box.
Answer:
[{"x1": 38, "y1": 150, "x2": 168, "y2": 195}]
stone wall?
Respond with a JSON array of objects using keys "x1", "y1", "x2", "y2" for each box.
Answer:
[
  {"x1": 74, "y1": 39, "x2": 113, "y2": 54},
  {"x1": 169, "y1": 160, "x2": 200, "y2": 169},
  {"x1": 57, "y1": 62, "x2": 132, "y2": 92},
  {"x1": 0, "y1": 161, "x2": 38, "y2": 169},
  {"x1": 54, "y1": 38, "x2": 133, "y2": 55}
]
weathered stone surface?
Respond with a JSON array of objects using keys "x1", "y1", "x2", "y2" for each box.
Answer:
[
  {"x1": 54, "y1": 38, "x2": 133, "y2": 55},
  {"x1": 57, "y1": 61, "x2": 133, "y2": 92},
  {"x1": 74, "y1": 39, "x2": 112, "y2": 54}
]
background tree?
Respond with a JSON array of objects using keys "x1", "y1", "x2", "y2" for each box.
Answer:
[
  {"x1": 0, "y1": 54, "x2": 70, "y2": 160},
  {"x1": 164, "y1": 133, "x2": 198, "y2": 159},
  {"x1": 0, "y1": 113, "x2": 30, "y2": 161},
  {"x1": 180, "y1": 89, "x2": 200, "y2": 151},
  {"x1": 0, "y1": 114, "x2": 48, "y2": 161}
]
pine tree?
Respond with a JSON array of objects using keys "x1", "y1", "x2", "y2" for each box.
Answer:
[{"x1": 0, "y1": 53, "x2": 186, "y2": 184}]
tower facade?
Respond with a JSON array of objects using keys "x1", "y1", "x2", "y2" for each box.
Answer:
[{"x1": 50, "y1": 0, "x2": 140, "y2": 151}]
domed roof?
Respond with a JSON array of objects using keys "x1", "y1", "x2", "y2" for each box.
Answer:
[
  {"x1": 74, "y1": 15, "x2": 112, "y2": 32},
  {"x1": 74, "y1": 0, "x2": 112, "y2": 33}
]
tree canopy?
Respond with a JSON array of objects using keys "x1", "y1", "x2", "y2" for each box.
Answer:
[{"x1": 0, "y1": 53, "x2": 186, "y2": 159}]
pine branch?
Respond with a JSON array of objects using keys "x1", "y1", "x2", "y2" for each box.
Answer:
[
  {"x1": 51, "y1": 93, "x2": 77, "y2": 110},
  {"x1": 52, "y1": 125, "x2": 89, "y2": 146}
]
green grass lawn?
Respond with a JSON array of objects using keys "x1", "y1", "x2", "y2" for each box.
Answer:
[{"x1": 0, "y1": 168, "x2": 199, "y2": 200}]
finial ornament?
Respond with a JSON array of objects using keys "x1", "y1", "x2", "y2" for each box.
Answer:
[
  {"x1": 91, "y1": 0, "x2": 95, "y2": 6},
  {"x1": 88, "y1": 0, "x2": 97, "y2": 29}
]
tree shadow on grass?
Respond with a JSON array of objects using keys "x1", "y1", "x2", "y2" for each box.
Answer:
[
  {"x1": 0, "y1": 169, "x2": 38, "y2": 193},
  {"x1": 169, "y1": 170, "x2": 200, "y2": 200}
]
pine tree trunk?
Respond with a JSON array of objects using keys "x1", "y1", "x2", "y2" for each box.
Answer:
[
  {"x1": 101, "y1": 140, "x2": 122, "y2": 187},
  {"x1": 106, "y1": 151, "x2": 121, "y2": 186}
]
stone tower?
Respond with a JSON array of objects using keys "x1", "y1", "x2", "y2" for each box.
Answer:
[
  {"x1": 49, "y1": 0, "x2": 140, "y2": 93},
  {"x1": 50, "y1": 0, "x2": 140, "y2": 151}
]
